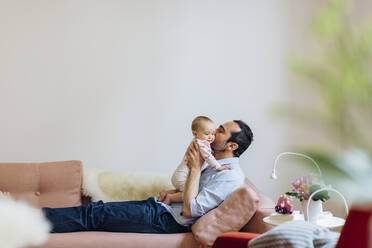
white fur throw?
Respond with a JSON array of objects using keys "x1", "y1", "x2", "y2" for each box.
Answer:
[
  {"x1": 0, "y1": 198, "x2": 51, "y2": 248},
  {"x1": 82, "y1": 168, "x2": 173, "y2": 202}
]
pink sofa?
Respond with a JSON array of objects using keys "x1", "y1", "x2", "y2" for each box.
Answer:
[{"x1": 0, "y1": 160, "x2": 274, "y2": 248}]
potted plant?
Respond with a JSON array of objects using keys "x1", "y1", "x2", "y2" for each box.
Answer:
[{"x1": 285, "y1": 174, "x2": 330, "y2": 222}]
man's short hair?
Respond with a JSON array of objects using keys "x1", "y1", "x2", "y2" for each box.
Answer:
[
  {"x1": 191, "y1": 116, "x2": 213, "y2": 131},
  {"x1": 227, "y1": 120, "x2": 253, "y2": 157}
]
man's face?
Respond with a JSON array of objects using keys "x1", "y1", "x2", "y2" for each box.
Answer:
[{"x1": 211, "y1": 121, "x2": 241, "y2": 152}]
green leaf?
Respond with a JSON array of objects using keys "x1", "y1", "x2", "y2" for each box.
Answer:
[{"x1": 309, "y1": 184, "x2": 330, "y2": 201}]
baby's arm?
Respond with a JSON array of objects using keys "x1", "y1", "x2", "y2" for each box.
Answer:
[{"x1": 198, "y1": 141, "x2": 223, "y2": 169}]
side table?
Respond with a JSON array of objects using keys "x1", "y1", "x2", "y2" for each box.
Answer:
[{"x1": 263, "y1": 212, "x2": 345, "y2": 229}]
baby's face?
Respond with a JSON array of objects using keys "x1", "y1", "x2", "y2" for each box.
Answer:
[{"x1": 195, "y1": 121, "x2": 216, "y2": 143}]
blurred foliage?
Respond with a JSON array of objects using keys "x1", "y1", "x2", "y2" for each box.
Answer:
[{"x1": 278, "y1": 0, "x2": 372, "y2": 201}]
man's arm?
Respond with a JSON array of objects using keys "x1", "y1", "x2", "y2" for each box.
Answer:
[{"x1": 182, "y1": 141, "x2": 203, "y2": 218}]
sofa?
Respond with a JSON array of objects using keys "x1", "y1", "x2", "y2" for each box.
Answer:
[{"x1": 0, "y1": 160, "x2": 274, "y2": 248}]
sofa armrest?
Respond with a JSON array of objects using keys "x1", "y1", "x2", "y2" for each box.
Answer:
[
  {"x1": 0, "y1": 160, "x2": 83, "y2": 208},
  {"x1": 212, "y1": 232, "x2": 260, "y2": 248}
]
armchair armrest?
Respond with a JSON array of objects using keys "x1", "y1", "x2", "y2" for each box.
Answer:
[{"x1": 212, "y1": 232, "x2": 260, "y2": 248}]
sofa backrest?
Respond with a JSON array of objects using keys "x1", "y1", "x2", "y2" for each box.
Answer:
[{"x1": 0, "y1": 160, "x2": 83, "y2": 208}]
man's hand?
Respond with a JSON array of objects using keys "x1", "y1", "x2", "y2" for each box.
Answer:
[
  {"x1": 182, "y1": 140, "x2": 203, "y2": 218},
  {"x1": 186, "y1": 140, "x2": 204, "y2": 170}
]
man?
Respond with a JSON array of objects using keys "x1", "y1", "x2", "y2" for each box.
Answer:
[{"x1": 42, "y1": 120, "x2": 253, "y2": 233}]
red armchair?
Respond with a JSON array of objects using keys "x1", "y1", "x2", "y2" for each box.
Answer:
[{"x1": 335, "y1": 206, "x2": 371, "y2": 248}]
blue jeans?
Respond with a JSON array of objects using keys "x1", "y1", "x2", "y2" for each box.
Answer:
[{"x1": 42, "y1": 197, "x2": 189, "y2": 234}]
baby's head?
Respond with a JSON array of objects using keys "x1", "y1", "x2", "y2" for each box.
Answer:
[{"x1": 191, "y1": 116, "x2": 216, "y2": 143}]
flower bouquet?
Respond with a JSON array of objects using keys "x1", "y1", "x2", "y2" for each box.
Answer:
[{"x1": 285, "y1": 174, "x2": 330, "y2": 202}]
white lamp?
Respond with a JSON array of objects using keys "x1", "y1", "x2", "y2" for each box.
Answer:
[{"x1": 271, "y1": 152, "x2": 322, "y2": 180}]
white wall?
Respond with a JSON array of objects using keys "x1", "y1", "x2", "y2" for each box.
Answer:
[{"x1": 0, "y1": 0, "x2": 321, "y2": 200}]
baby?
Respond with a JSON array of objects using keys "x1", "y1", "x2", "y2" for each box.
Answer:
[{"x1": 159, "y1": 116, "x2": 230, "y2": 205}]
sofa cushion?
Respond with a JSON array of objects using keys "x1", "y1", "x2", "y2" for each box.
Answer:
[
  {"x1": 29, "y1": 232, "x2": 199, "y2": 248},
  {"x1": 191, "y1": 183, "x2": 260, "y2": 247},
  {"x1": 241, "y1": 178, "x2": 275, "y2": 234},
  {"x1": 0, "y1": 161, "x2": 82, "y2": 208}
]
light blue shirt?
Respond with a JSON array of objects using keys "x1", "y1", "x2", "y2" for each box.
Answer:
[{"x1": 159, "y1": 157, "x2": 245, "y2": 226}]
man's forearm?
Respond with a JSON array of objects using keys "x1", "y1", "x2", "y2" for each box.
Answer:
[{"x1": 182, "y1": 168, "x2": 201, "y2": 218}]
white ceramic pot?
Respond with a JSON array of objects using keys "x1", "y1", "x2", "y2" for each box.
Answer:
[{"x1": 301, "y1": 199, "x2": 323, "y2": 222}]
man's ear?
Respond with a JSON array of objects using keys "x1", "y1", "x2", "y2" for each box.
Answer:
[{"x1": 228, "y1": 142, "x2": 239, "y2": 152}]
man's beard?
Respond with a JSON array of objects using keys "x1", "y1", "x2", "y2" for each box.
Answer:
[{"x1": 211, "y1": 142, "x2": 227, "y2": 154}]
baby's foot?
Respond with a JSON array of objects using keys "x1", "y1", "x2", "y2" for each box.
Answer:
[{"x1": 0, "y1": 191, "x2": 11, "y2": 199}]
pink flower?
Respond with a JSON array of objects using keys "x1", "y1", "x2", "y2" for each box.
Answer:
[{"x1": 291, "y1": 174, "x2": 313, "y2": 200}]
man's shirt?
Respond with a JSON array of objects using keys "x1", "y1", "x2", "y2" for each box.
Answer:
[{"x1": 159, "y1": 157, "x2": 245, "y2": 226}]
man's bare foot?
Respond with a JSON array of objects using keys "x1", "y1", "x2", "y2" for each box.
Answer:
[
  {"x1": 0, "y1": 191, "x2": 11, "y2": 199},
  {"x1": 163, "y1": 194, "x2": 171, "y2": 205}
]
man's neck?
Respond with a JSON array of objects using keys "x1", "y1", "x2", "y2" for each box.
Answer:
[{"x1": 214, "y1": 152, "x2": 235, "y2": 160}]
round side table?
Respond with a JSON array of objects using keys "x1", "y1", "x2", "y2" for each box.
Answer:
[{"x1": 263, "y1": 213, "x2": 345, "y2": 228}]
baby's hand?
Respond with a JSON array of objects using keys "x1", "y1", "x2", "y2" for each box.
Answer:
[{"x1": 216, "y1": 165, "x2": 230, "y2": 171}]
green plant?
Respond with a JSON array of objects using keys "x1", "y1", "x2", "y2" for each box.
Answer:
[
  {"x1": 309, "y1": 185, "x2": 331, "y2": 202},
  {"x1": 276, "y1": 0, "x2": 372, "y2": 200}
]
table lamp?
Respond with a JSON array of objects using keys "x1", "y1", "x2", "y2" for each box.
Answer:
[{"x1": 270, "y1": 152, "x2": 322, "y2": 180}]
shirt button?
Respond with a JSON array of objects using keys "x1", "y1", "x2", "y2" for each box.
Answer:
[{"x1": 35, "y1": 191, "x2": 41, "y2": 196}]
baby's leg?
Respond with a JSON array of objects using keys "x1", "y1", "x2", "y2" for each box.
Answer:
[
  {"x1": 170, "y1": 192, "x2": 183, "y2": 203},
  {"x1": 164, "y1": 192, "x2": 183, "y2": 205}
]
